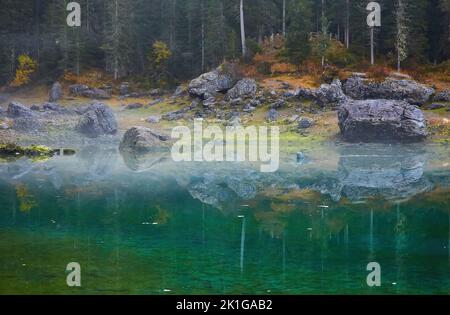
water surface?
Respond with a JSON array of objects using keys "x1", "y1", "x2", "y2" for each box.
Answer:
[{"x1": 0, "y1": 143, "x2": 449, "y2": 294}]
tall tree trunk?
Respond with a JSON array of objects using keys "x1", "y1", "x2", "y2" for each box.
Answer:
[
  {"x1": 86, "y1": 0, "x2": 90, "y2": 33},
  {"x1": 114, "y1": 0, "x2": 119, "y2": 80},
  {"x1": 346, "y1": 0, "x2": 350, "y2": 48},
  {"x1": 201, "y1": 0, "x2": 205, "y2": 71},
  {"x1": 370, "y1": 27, "x2": 374, "y2": 65},
  {"x1": 282, "y1": 0, "x2": 286, "y2": 37},
  {"x1": 34, "y1": 0, "x2": 41, "y2": 71},
  {"x1": 240, "y1": 0, "x2": 247, "y2": 57}
]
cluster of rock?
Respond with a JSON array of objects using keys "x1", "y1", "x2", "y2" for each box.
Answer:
[
  {"x1": 1, "y1": 100, "x2": 118, "y2": 139},
  {"x1": 296, "y1": 79, "x2": 348, "y2": 107},
  {"x1": 188, "y1": 63, "x2": 258, "y2": 110},
  {"x1": 343, "y1": 75, "x2": 435, "y2": 106},
  {"x1": 69, "y1": 84, "x2": 111, "y2": 100}
]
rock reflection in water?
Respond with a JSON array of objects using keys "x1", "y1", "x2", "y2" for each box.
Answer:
[
  {"x1": 336, "y1": 144, "x2": 432, "y2": 203},
  {"x1": 119, "y1": 148, "x2": 170, "y2": 172}
]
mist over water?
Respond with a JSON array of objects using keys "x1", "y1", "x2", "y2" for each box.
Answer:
[{"x1": 0, "y1": 143, "x2": 449, "y2": 294}]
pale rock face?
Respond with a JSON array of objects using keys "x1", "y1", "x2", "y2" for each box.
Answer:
[
  {"x1": 338, "y1": 99, "x2": 427, "y2": 142},
  {"x1": 343, "y1": 75, "x2": 434, "y2": 106}
]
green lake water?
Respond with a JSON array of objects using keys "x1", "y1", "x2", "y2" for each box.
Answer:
[{"x1": 0, "y1": 143, "x2": 449, "y2": 294}]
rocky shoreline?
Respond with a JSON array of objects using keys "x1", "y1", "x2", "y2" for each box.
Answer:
[{"x1": 0, "y1": 65, "x2": 449, "y2": 154}]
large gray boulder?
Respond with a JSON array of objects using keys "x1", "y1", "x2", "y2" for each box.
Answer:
[
  {"x1": 343, "y1": 76, "x2": 434, "y2": 105},
  {"x1": 49, "y1": 82, "x2": 63, "y2": 102},
  {"x1": 69, "y1": 84, "x2": 90, "y2": 95},
  {"x1": 188, "y1": 64, "x2": 240, "y2": 99},
  {"x1": 296, "y1": 79, "x2": 347, "y2": 107},
  {"x1": 76, "y1": 102, "x2": 118, "y2": 137},
  {"x1": 119, "y1": 82, "x2": 130, "y2": 96},
  {"x1": 119, "y1": 126, "x2": 170, "y2": 152},
  {"x1": 338, "y1": 99, "x2": 427, "y2": 142},
  {"x1": 69, "y1": 84, "x2": 111, "y2": 100},
  {"x1": 82, "y1": 88, "x2": 111, "y2": 100},
  {"x1": 315, "y1": 79, "x2": 348, "y2": 107},
  {"x1": 226, "y1": 78, "x2": 257, "y2": 100},
  {"x1": 7, "y1": 102, "x2": 36, "y2": 118}
]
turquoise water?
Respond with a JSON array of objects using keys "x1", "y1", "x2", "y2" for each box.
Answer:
[{"x1": 0, "y1": 144, "x2": 449, "y2": 294}]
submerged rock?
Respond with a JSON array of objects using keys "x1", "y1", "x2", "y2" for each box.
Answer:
[
  {"x1": 343, "y1": 76, "x2": 434, "y2": 105},
  {"x1": 119, "y1": 126, "x2": 170, "y2": 152},
  {"x1": 338, "y1": 99, "x2": 427, "y2": 142},
  {"x1": 76, "y1": 102, "x2": 118, "y2": 137}
]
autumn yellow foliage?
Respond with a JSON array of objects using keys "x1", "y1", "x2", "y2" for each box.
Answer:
[{"x1": 11, "y1": 54, "x2": 37, "y2": 87}]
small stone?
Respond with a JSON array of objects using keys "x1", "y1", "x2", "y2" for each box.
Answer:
[
  {"x1": 148, "y1": 98, "x2": 163, "y2": 106},
  {"x1": 149, "y1": 88, "x2": 161, "y2": 97},
  {"x1": 125, "y1": 103, "x2": 144, "y2": 110},
  {"x1": 428, "y1": 103, "x2": 445, "y2": 110},
  {"x1": 243, "y1": 105, "x2": 256, "y2": 113},
  {"x1": 203, "y1": 97, "x2": 216, "y2": 108},
  {"x1": 146, "y1": 115, "x2": 161, "y2": 124},
  {"x1": 266, "y1": 108, "x2": 279, "y2": 122},
  {"x1": 271, "y1": 99, "x2": 286, "y2": 109},
  {"x1": 298, "y1": 117, "x2": 314, "y2": 129},
  {"x1": 288, "y1": 115, "x2": 300, "y2": 123}
]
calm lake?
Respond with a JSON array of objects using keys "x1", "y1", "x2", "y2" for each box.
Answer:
[{"x1": 0, "y1": 143, "x2": 449, "y2": 294}]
